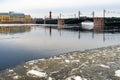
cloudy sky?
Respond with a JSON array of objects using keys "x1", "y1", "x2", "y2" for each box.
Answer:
[{"x1": 0, "y1": 0, "x2": 120, "y2": 18}]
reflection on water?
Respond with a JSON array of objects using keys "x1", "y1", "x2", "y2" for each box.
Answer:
[
  {"x1": 0, "y1": 26, "x2": 31, "y2": 34},
  {"x1": 93, "y1": 25, "x2": 120, "y2": 42},
  {"x1": 49, "y1": 26, "x2": 52, "y2": 36},
  {"x1": 0, "y1": 24, "x2": 120, "y2": 70}
]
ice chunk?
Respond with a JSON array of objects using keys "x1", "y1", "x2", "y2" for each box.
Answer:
[
  {"x1": 27, "y1": 70, "x2": 47, "y2": 78},
  {"x1": 66, "y1": 76, "x2": 87, "y2": 80},
  {"x1": 71, "y1": 60, "x2": 79, "y2": 63},
  {"x1": 117, "y1": 47, "x2": 120, "y2": 50},
  {"x1": 74, "y1": 76, "x2": 82, "y2": 80},
  {"x1": 99, "y1": 64, "x2": 110, "y2": 69},
  {"x1": 48, "y1": 77, "x2": 52, "y2": 80},
  {"x1": 66, "y1": 76, "x2": 74, "y2": 80},
  {"x1": 115, "y1": 70, "x2": 120, "y2": 77},
  {"x1": 12, "y1": 75, "x2": 21, "y2": 79},
  {"x1": 65, "y1": 60, "x2": 70, "y2": 63},
  {"x1": 8, "y1": 69, "x2": 14, "y2": 73},
  {"x1": 38, "y1": 59, "x2": 45, "y2": 61}
]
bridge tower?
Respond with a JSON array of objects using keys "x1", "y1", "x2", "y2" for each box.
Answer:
[
  {"x1": 94, "y1": 17, "x2": 104, "y2": 32},
  {"x1": 58, "y1": 19, "x2": 65, "y2": 25},
  {"x1": 49, "y1": 11, "x2": 52, "y2": 19},
  {"x1": 93, "y1": 10, "x2": 106, "y2": 32}
]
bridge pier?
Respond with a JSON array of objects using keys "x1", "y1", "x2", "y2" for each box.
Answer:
[
  {"x1": 58, "y1": 19, "x2": 65, "y2": 25},
  {"x1": 94, "y1": 17, "x2": 104, "y2": 32},
  {"x1": 44, "y1": 20, "x2": 46, "y2": 24},
  {"x1": 94, "y1": 17, "x2": 104, "y2": 26}
]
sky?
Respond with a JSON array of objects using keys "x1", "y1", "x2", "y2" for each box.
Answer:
[{"x1": 0, "y1": 0, "x2": 120, "y2": 18}]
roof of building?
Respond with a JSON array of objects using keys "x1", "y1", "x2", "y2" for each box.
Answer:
[
  {"x1": 0, "y1": 12, "x2": 25, "y2": 17},
  {"x1": 9, "y1": 12, "x2": 25, "y2": 17},
  {"x1": 0, "y1": 13, "x2": 9, "y2": 15}
]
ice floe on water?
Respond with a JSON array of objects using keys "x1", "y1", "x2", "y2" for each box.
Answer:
[
  {"x1": 66, "y1": 76, "x2": 87, "y2": 80},
  {"x1": 8, "y1": 69, "x2": 14, "y2": 73},
  {"x1": 1, "y1": 45, "x2": 120, "y2": 80},
  {"x1": 115, "y1": 70, "x2": 120, "y2": 77},
  {"x1": 12, "y1": 75, "x2": 21, "y2": 79},
  {"x1": 27, "y1": 70, "x2": 47, "y2": 78},
  {"x1": 74, "y1": 76, "x2": 87, "y2": 80},
  {"x1": 65, "y1": 59, "x2": 79, "y2": 63},
  {"x1": 99, "y1": 64, "x2": 110, "y2": 69},
  {"x1": 71, "y1": 59, "x2": 80, "y2": 63},
  {"x1": 48, "y1": 77, "x2": 52, "y2": 80},
  {"x1": 65, "y1": 59, "x2": 70, "y2": 63},
  {"x1": 74, "y1": 76, "x2": 82, "y2": 80}
]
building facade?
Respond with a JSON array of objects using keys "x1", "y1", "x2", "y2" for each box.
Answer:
[{"x1": 0, "y1": 12, "x2": 33, "y2": 23}]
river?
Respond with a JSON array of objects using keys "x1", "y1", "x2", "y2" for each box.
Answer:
[{"x1": 0, "y1": 24, "x2": 120, "y2": 70}]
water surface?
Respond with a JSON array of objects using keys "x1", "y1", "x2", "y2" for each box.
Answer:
[{"x1": 0, "y1": 24, "x2": 120, "y2": 70}]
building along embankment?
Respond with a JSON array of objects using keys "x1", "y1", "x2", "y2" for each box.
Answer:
[
  {"x1": 1, "y1": 45, "x2": 120, "y2": 80},
  {"x1": 0, "y1": 11, "x2": 35, "y2": 24}
]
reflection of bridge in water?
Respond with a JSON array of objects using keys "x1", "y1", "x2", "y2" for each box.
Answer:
[
  {"x1": 45, "y1": 25, "x2": 120, "y2": 43},
  {"x1": 0, "y1": 26, "x2": 31, "y2": 34}
]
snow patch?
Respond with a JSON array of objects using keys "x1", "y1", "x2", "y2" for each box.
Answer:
[
  {"x1": 115, "y1": 70, "x2": 120, "y2": 77},
  {"x1": 27, "y1": 70, "x2": 47, "y2": 78}
]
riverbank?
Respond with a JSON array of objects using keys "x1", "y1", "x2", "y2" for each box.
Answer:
[{"x1": 1, "y1": 45, "x2": 120, "y2": 80}]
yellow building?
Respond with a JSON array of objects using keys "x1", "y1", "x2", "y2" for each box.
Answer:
[
  {"x1": 24, "y1": 15, "x2": 32, "y2": 23},
  {"x1": 0, "y1": 13, "x2": 10, "y2": 22},
  {"x1": 0, "y1": 12, "x2": 33, "y2": 23}
]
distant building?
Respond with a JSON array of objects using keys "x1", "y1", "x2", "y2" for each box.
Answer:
[
  {"x1": 0, "y1": 12, "x2": 34, "y2": 23},
  {"x1": 34, "y1": 18, "x2": 44, "y2": 24}
]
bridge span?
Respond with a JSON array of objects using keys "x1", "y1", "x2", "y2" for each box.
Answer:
[{"x1": 35, "y1": 17, "x2": 120, "y2": 30}]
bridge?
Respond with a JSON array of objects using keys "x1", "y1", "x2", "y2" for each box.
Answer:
[
  {"x1": 36, "y1": 17, "x2": 120, "y2": 26},
  {"x1": 35, "y1": 10, "x2": 120, "y2": 30},
  {"x1": 36, "y1": 17, "x2": 93, "y2": 25}
]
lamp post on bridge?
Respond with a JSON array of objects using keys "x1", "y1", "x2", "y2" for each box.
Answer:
[
  {"x1": 103, "y1": 9, "x2": 106, "y2": 18},
  {"x1": 59, "y1": 13, "x2": 62, "y2": 19},
  {"x1": 78, "y1": 11, "x2": 81, "y2": 19},
  {"x1": 92, "y1": 11, "x2": 94, "y2": 18},
  {"x1": 44, "y1": 16, "x2": 46, "y2": 24},
  {"x1": 103, "y1": 9, "x2": 106, "y2": 26}
]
